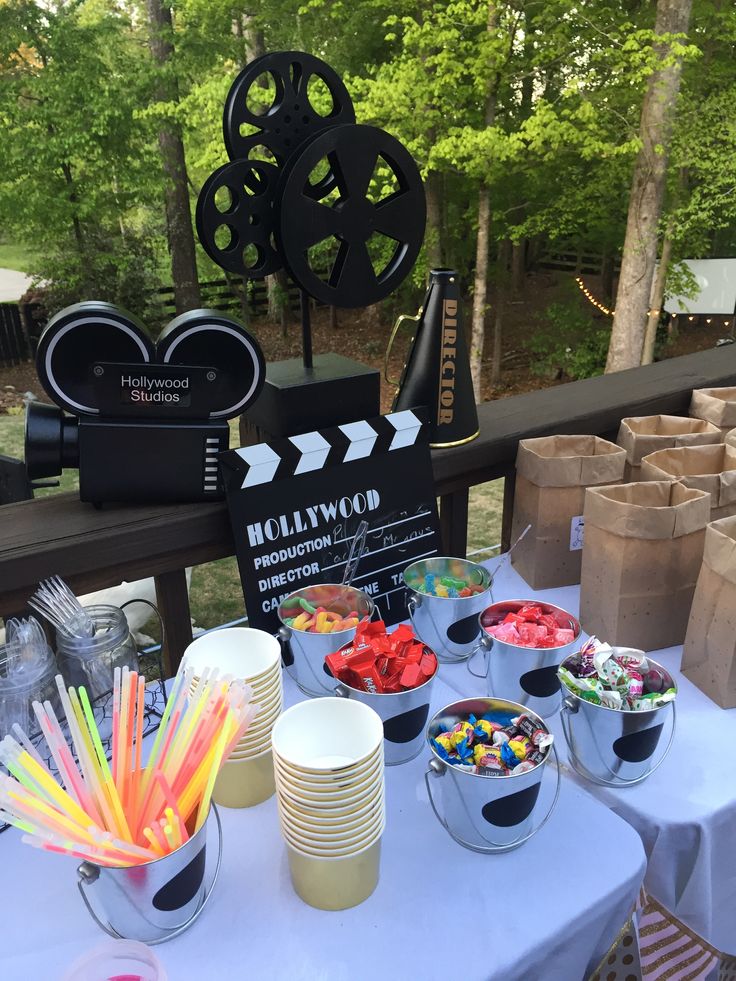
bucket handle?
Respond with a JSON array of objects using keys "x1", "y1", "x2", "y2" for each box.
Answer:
[
  {"x1": 466, "y1": 634, "x2": 490, "y2": 679},
  {"x1": 424, "y1": 745, "x2": 561, "y2": 855},
  {"x1": 407, "y1": 594, "x2": 475, "y2": 664},
  {"x1": 560, "y1": 696, "x2": 677, "y2": 788},
  {"x1": 76, "y1": 803, "x2": 223, "y2": 945}
]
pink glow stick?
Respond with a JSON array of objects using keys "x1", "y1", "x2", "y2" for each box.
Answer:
[{"x1": 111, "y1": 666, "x2": 121, "y2": 786}]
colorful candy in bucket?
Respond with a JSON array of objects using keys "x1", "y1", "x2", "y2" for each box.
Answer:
[
  {"x1": 430, "y1": 709, "x2": 553, "y2": 776},
  {"x1": 411, "y1": 572, "x2": 486, "y2": 599},
  {"x1": 325, "y1": 620, "x2": 437, "y2": 694},
  {"x1": 281, "y1": 594, "x2": 360, "y2": 633},
  {"x1": 559, "y1": 637, "x2": 676, "y2": 711},
  {"x1": 482, "y1": 603, "x2": 576, "y2": 649}
]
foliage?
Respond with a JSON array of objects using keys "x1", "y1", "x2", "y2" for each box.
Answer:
[{"x1": 527, "y1": 295, "x2": 611, "y2": 381}]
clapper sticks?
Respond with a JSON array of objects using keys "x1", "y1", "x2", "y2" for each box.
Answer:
[{"x1": 0, "y1": 666, "x2": 257, "y2": 866}]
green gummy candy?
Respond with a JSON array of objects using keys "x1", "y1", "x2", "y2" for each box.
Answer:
[
  {"x1": 299, "y1": 598, "x2": 317, "y2": 613},
  {"x1": 440, "y1": 577, "x2": 465, "y2": 588},
  {"x1": 281, "y1": 597, "x2": 302, "y2": 609}
]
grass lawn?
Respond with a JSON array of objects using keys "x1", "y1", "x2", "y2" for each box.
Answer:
[
  {"x1": 0, "y1": 241, "x2": 37, "y2": 273},
  {"x1": 0, "y1": 412, "x2": 504, "y2": 630}
]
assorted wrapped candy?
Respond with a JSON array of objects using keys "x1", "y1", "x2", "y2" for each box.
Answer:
[
  {"x1": 482, "y1": 603, "x2": 576, "y2": 649},
  {"x1": 431, "y1": 711, "x2": 553, "y2": 775},
  {"x1": 410, "y1": 572, "x2": 486, "y2": 599},
  {"x1": 281, "y1": 594, "x2": 360, "y2": 633},
  {"x1": 325, "y1": 620, "x2": 437, "y2": 694},
  {"x1": 559, "y1": 637, "x2": 676, "y2": 711}
]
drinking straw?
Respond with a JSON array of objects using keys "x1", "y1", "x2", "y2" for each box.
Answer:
[{"x1": 77, "y1": 686, "x2": 131, "y2": 841}]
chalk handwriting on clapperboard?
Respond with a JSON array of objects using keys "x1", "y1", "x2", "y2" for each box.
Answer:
[{"x1": 220, "y1": 411, "x2": 442, "y2": 632}]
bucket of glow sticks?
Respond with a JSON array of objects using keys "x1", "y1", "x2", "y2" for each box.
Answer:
[
  {"x1": 0, "y1": 664, "x2": 257, "y2": 945},
  {"x1": 77, "y1": 803, "x2": 222, "y2": 943}
]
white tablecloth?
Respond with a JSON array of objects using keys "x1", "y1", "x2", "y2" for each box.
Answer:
[
  {"x1": 0, "y1": 671, "x2": 645, "y2": 981},
  {"x1": 440, "y1": 557, "x2": 736, "y2": 954}
]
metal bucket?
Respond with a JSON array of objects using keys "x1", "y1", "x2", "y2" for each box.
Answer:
[
  {"x1": 76, "y1": 807, "x2": 222, "y2": 944},
  {"x1": 277, "y1": 585, "x2": 375, "y2": 698},
  {"x1": 333, "y1": 657, "x2": 438, "y2": 765},
  {"x1": 469, "y1": 600, "x2": 581, "y2": 718},
  {"x1": 403, "y1": 558, "x2": 492, "y2": 662},
  {"x1": 558, "y1": 653, "x2": 677, "y2": 786},
  {"x1": 425, "y1": 697, "x2": 560, "y2": 853}
]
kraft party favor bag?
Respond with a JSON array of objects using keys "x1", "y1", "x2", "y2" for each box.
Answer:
[
  {"x1": 640, "y1": 443, "x2": 736, "y2": 522},
  {"x1": 617, "y1": 415, "x2": 721, "y2": 480},
  {"x1": 579, "y1": 481, "x2": 710, "y2": 650},
  {"x1": 689, "y1": 387, "x2": 736, "y2": 436},
  {"x1": 510, "y1": 435, "x2": 626, "y2": 589},
  {"x1": 682, "y1": 515, "x2": 736, "y2": 708}
]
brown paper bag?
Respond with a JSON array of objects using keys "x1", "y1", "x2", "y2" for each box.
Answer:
[
  {"x1": 682, "y1": 515, "x2": 736, "y2": 708},
  {"x1": 617, "y1": 414, "x2": 721, "y2": 480},
  {"x1": 640, "y1": 443, "x2": 736, "y2": 522},
  {"x1": 510, "y1": 435, "x2": 626, "y2": 589},
  {"x1": 689, "y1": 386, "x2": 736, "y2": 435},
  {"x1": 579, "y1": 481, "x2": 710, "y2": 650}
]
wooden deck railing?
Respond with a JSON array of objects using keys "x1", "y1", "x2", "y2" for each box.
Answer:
[{"x1": 1, "y1": 342, "x2": 735, "y2": 672}]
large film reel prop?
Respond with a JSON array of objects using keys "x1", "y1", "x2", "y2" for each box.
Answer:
[
  {"x1": 276, "y1": 124, "x2": 427, "y2": 309},
  {"x1": 157, "y1": 310, "x2": 266, "y2": 418},
  {"x1": 196, "y1": 159, "x2": 282, "y2": 278},
  {"x1": 223, "y1": 51, "x2": 355, "y2": 170}
]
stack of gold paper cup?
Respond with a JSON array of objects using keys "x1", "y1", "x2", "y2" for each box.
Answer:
[
  {"x1": 181, "y1": 627, "x2": 282, "y2": 807},
  {"x1": 271, "y1": 698, "x2": 385, "y2": 910}
]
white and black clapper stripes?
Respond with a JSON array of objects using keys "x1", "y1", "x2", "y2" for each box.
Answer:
[
  {"x1": 204, "y1": 436, "x2": 223, "y2": 492},
  {"x1": 231, "y1": 410, "x2": 424, "y2": 488}
]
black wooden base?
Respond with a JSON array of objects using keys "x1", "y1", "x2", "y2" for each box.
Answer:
[{"x1": 240, "y1": 353, "x2": 380, "y2": 442}]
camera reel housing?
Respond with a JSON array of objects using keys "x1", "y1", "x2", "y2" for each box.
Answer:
[{"x1": 26, "y1": 302, "x2": 265, "y2": 504}]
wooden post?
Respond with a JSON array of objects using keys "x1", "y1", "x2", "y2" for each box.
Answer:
[
  {"x1": 154, "y1": 569, "x2": 193, "y2": 676},
  {"x1": 439, "y1": 489, "x2": 469, "y2": 558},
  {"x1": 501, "y1": 472, "x2": 516, "y2": 552}
]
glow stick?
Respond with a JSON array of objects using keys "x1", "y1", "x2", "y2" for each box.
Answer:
[
  {"x1": 132, "y1": 675, "x2": 145, "y2": 817},
  {"x1": 31, "y1": 703, "x2": 86, "y2": 812},
  {"x1": 0, "y1": 737, "x2": 58, "y2": 807},
  {"x1": 165, "y1": 807, "x2": 182, "y2": 849},
  {"x1": 162, "y1": 821, "x2": 177, "y2": 852},
  {"x1": 143, "y1": 827, "x2": 166, "y2": 857},
  {"x1": 11, "y1": 724, "x2": 45, "y2": 767},
  {"x1": 1, "y1": 784, "x2": 95, "y2": 843},
  {"x1": 117, "y1": 668, "x2": 131, "y2": 808},
  {"x1": 195, "y1": 715, "x2": 233, "y2": 833},
  {"x1": 122, "y1": 670, "x2": 137, "y2": 810},
  {"x1": 155, "y1": 772, "x2": 186, "y2": 840},
  {"x1": 42, "y1": 698, "x2": 102, "y2": 825},
  {"x1": 22, "y1": 834, "x2": 153, "y2": 868},
  {"x1": 78, "y1": 686, "x2": 132, "y2": 841},
  {"x1": 111, "y1": 666, "x2": 121, "y2": 785},
  {"x1": 133, "y1": 708, "x2": 181, "y2": 840},
  {"x1": 64, "y1": 684, "x2": 117, "y2": 827},
  {"x1": 147, "y1": 819, "x2": 168, "y2": 854},
  {"x1": 0, "y1": 741, "x2": 93, "y2": 829}
]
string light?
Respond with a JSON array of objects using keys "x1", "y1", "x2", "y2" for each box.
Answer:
[{"x1": 574, "y1": 277, "x2": 614, "y2": 316}]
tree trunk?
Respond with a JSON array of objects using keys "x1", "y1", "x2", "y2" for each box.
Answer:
[
  {"x1": 60, "y1": 161, "x2": 84, "y2": 254},
  {"x1": 511, "y1": 239, "x2": 526, "y2": 294},
  {"x1": 600, "y1": 249, "x2": 615, "y2": 305},
  {"x1": 469, "y1": 2, "x2": 499, "y2": 402},
  {"x1": 605, "y1": 0, "x2": 693, "y2": 373},
  {"x1": 490, "y1": 239, "x2": 510, "y2": 390},
  {"x1": 641, "y1": 224, "x2": 673, "y2": 365},
  {"x1": 147, "y1": 0, "x2": 200, "y2": 314},
  {"x1": 425, "y1": 169, "x2": 444, "y2": 269}
]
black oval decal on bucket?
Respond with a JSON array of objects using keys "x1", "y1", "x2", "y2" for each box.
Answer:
[
  {"x1": 323, "y1": 662, "x2": 333, "y2": 677},
  {"x1": 382, "y1": 704, "x2": 430, "y2": 744},
  {"x1": 520, "y1": 666, "x2": 560, "y2": 698},
  {"x1": 481, "y1": 783, "x2": 541, "y2": 828},
  {"x1": 152, "y1": 846, "x2": 206, "y2": 912},
  {"x1": 447, "y1": 613, "x2": 481, "y2": 646},
  {"x1": 613, "y1": 724, "x2": 664, "y2": 763}
]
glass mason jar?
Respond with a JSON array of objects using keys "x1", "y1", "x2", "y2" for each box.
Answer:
[
  {"x1": 0, "y1": 638, "x2": 60, "y2": 739},
  {"x1": 56, "y1": 605, "x2": 138, "y2": 703}
]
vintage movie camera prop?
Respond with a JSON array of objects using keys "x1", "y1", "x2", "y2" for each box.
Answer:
[
  {"x1": 196, "y1": 50, "x2": 426, "y2": 437},
  {"x1": 387, "y1": 269, "x2": 479, "y2": 448},
  {"x1": 25, "y1": 302, "x2": 265, "y2": 504}
]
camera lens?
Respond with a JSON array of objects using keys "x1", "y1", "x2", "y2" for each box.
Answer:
[{"x1": 25, "y1": 401, "x2": 79, "y2": 480}]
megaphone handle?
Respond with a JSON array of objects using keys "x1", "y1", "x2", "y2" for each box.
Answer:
[{"x1": 384, "y1": 309, "x2": 422, "y2": 385}]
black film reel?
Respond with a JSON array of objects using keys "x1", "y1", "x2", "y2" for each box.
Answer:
[
  {"x1": 223, "y1": 51, "x2": 355, "y2": 169},
  {"x1": 195, "y1": 159, "x2": 282, "y2": 278},
  {"x1": 276, "y1": 124, "x2": 427, "y2": 308}
]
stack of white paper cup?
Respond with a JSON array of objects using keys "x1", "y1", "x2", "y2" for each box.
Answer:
[
  {"x1": 182, "y1": 627, "x2": 282, "y2": 807},
  {"x1": 271, "y1": 698, "x2": 385, "y2": 910}
]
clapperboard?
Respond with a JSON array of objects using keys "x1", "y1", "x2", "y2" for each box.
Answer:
[{"x1": 220, "y1": 410, "x2": 441, "y2": 632}]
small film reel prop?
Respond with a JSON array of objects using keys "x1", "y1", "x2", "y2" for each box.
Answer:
[{"x1": 196, "y1": 50, "x2": 426, "y2": 373}]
